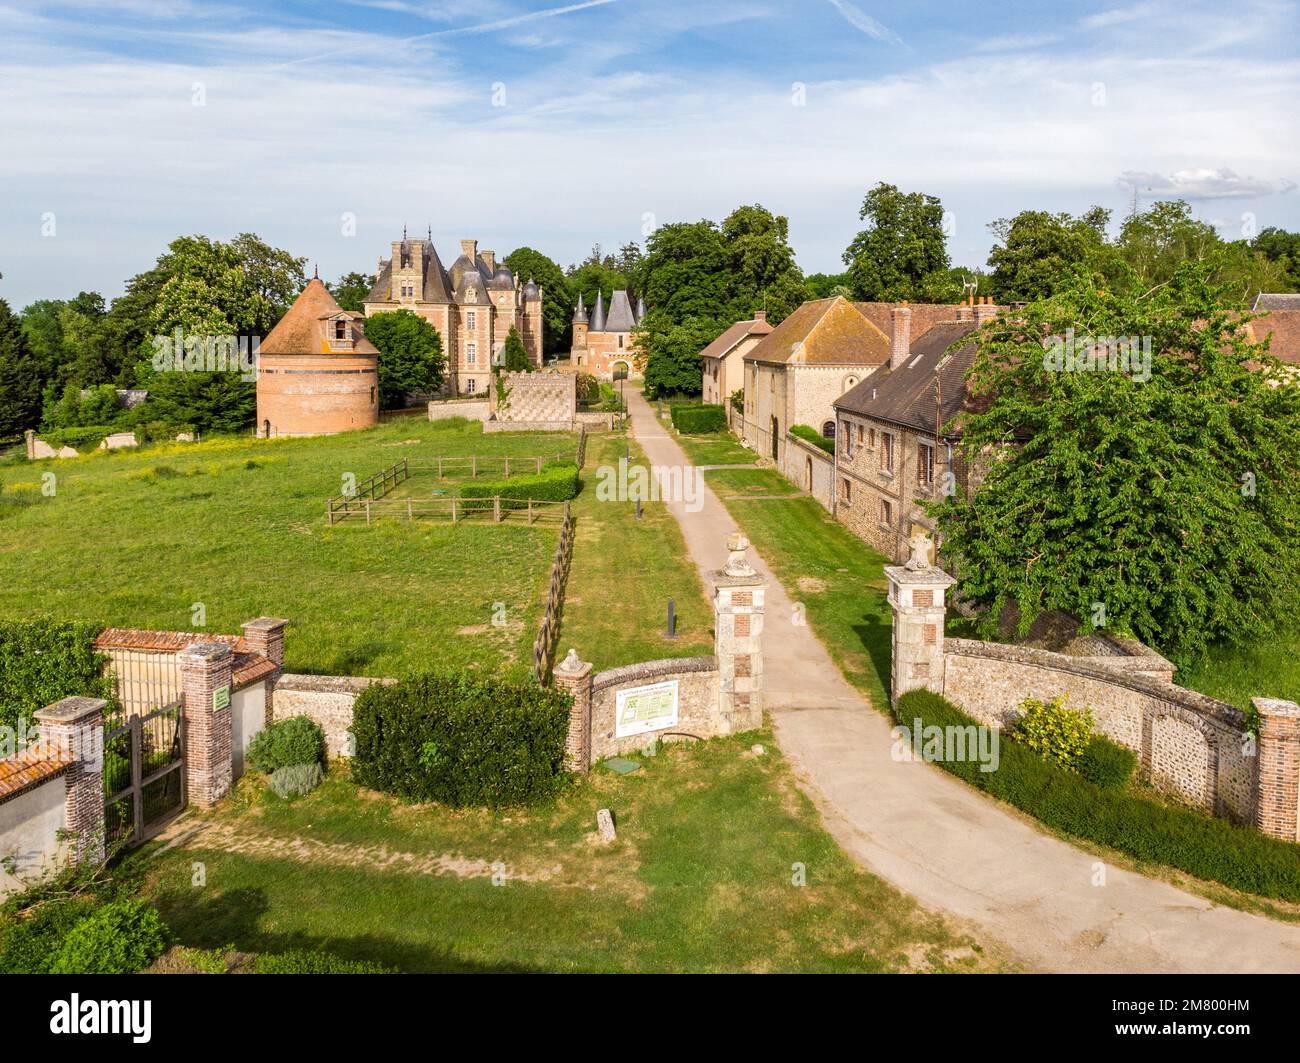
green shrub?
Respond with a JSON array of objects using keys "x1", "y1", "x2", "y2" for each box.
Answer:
[
  {"x1": 729, "y1": 389, "x2": 744, "y2": 414},
  {"x1": 49, "y1": 900, "x2": 169, "y2": 974},
  {"x1": 895, "y1": 689, "x2": 1300, "y2": 901},
  {"x1": 254, "y1": 948, "x2": 393, "y2": 974},
  {"x1": 40, "y1": 425, "x2": 114, "y2": 451},
  {"x1": 0, "y1": 619, "x2": 115, "y2": 732},
  {"x1": 1076, "y1": 734, "x2": 1138, "y2": 789},
  {"x1": 1013, "y1": 694, "x2": 1093, "y2": 768},
  {"x1": 0, "y1": 899, "x2": 91, "y2": 973},
  {"x1": 459, "y1": 461, "x2": 579, "y2": 510},
  {"x1": 670, "y1": 404, "x2": 727, "y2": 433},
  {"x1": 134, "y1": 420, "x2": 181, "y2": 446},
  {"x1": 351, "y1": 671, "x2": 571, "y2": 807},
  {"x1": 268, "y1": 761, "x2": 324, "y2": 798},
  {"x1": 246, "y1": 716, "x2": 325, "y2": 774},
  {"x1": 789, "y1": 424, "x2": 835, "y2": 454}
]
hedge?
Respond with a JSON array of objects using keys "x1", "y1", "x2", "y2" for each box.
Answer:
[
  {"x1": 39, "y1": 425, "x2": 114, "y2": 451},
  {"x1": 670, "y1": 404, "x2": 727, "y2": 433},
  {"x1": 0, "y1": 620, "x2": 115, "y2": 732},
  {"x1": 246, "y1": 715, "x2": 326, "y2": 773},
  {"x1": 894, "y1": 689, "x2": 1300, "y2": 901},
  {"x1": 459, "y1": 460, "x2": 579, "y2": 510},
  {"x1": 351, "y1": 671, "x2": 572, "y2": 807},
  {"x1": 789, "y1": 424, "x2": 835, "y2": 454}
]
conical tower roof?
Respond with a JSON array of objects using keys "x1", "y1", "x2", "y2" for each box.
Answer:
[
  {"x1": 260, "y1": 278, "x2": 378, "y2": 356},
  {"x1": 589, "y1": 290, "x2": 607, "y2": 331},
  {"x1": 572, "y1": 292, "x2": 588, "y2": 324}
]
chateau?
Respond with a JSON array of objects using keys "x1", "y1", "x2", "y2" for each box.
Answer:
[
  {"x1": 570, "y1": 289, "x2": 645, "y2": 379},
  {"x1": 364, "y1": 232, "x2": 544, "y2": 396}
]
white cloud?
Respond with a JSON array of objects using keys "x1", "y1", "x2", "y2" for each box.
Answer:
[
  {"x1": 824, "y1": 0, "x2": 904, "y2": 46},
  {"x1": 1117, "y1": 168, "x2": 1297, "y2": 199}
]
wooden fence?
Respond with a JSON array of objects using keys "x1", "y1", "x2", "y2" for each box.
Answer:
[
  {"x1": 326, "y1": 459, "x2": 410, "y2": 523},
  {"x1": 404, "y1": 453, "x2": 567, "y2": 478},
  {"x1": 329, "y1": 495, "x2": 569, "y2": 526},
  {"x1": 532, "y1": 502, "x2": 576, "y2": 684}
]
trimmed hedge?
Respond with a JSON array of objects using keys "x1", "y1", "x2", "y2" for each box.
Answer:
[
  {"x1": 246, "y1": 715, "x2": 325, "y2": 774},
  {"x1": 789, "y1": 424, "x2": 835, "y2": 454},
  {"x1": 40, "y1": 425, "x2": 114, "y2": 451},
  {"x1": 351, "y1": 671, "x2": 572, "y2": 807},
  {"x1": 670, "y1": 404, "x2": 727, "y2": 433},
  {"x1": 1076, "y1": 734, "x2": 1138, "y2": 790},
  {"x1": 459, "y1": 460, "x2": 579, "y2": 510},
  {"x1": 895, "y1": 689, "x2": 1300, "y2": 901},
  {"x1": 0, "y1": 619, "x2": 115, "y2": 732},
  {"x1": 0, "y1": 899, "x2": 91, "y2": 973}
]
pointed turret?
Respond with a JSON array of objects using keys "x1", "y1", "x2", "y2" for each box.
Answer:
[
  {"x1": 589, "y1": 290, "x2": 607, "y2": 332},
  {"x1": 572, "y1": 292, "x2": 588, "y2": 324}
]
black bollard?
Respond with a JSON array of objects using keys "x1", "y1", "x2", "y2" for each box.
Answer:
[{"x1": 667, "y1": 598, "x2": 677, "y2": 639}]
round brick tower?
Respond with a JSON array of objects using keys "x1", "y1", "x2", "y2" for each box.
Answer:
[{"x1": 256, "y1": 278, "x2": 380, "y2": 437}]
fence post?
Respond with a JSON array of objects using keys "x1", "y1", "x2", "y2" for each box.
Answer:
[
  {"x1": 505, "y1": 457, "x2": 510, "y2": 478},
  {"x1": 34, "y1": 696, "x2": 106, "y2": 866},
  {"x1": 178, "y1": 642, "x2": 234, "y2": 809},
  {"x1": 553, "y1": 649, "x2": 593, "y2": 772},
  {"x1": 472, "y1": 456, "x2": 477, "y2": 477},
  {"x1": 407, "y1": 499, "x2": 413, "y2": 521},
  {"x1": 438, "y1": 457, "x2": 443, "y2": 478},
  {"x1": 451, "y1": 498, "x2": 458, "y2": 523},
  {"x1": 494, "y1": 496, "x2": 502, "y2": 523},
  {"x1": 365, "y1": 499, "x2": 372, "y2": 525},
  {"x1": 883, "y1": 532, "x2": 955, "y2": 706}
]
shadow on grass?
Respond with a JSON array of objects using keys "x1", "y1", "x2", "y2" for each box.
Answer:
[
  {"x1": 152, "y1": 885, "x2": 538, "y2": 973},
  {"x1": 851, "y1": 610, "x2": 893, "y2": 703}
]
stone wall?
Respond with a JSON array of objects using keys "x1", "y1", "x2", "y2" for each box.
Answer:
[
  {"x1": 428, "y1": 399, "x2": 490, "y2": 423},
  {"x1": 588, "y1": 657, "x2": 721, "y2": 761},
  {"x1": 779, "y1": 434, "x2": 835, "y2": 511},
  {"x1": 494, "y1": 371, "x2": 576, "y2": 424},
  {"x1": 271, "y1": 673, "x2": 394, "y2": 757}
]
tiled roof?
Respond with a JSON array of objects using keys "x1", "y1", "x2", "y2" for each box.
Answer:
[
  {"x1": 834, "y1": 320, "x2": 980, "y2": 435},
  {"x1": 1245, "y1": 309, "x2": 1300, "y2": 365},
  {"x1": 743, "y1": 297, "x2": 890, "y2": 366},
  {"x1": 698, "y1": 317, "x2": 772, "y2": 361},
  {"x1": 260, "y1": 280, "x2": 379, "y2": 356},
  {"x1": 95, "y1": 629, "x2": 277, "y2": 691},
  {"x1": 0, "y1": 749, "x2": 72, "y2": 803},
  {"x1": 1252, "y1": 293, "x2": 1300, "y2": 312},
  {"x1": 856, "y1": 300, "x2": 966, "y2": 342}
]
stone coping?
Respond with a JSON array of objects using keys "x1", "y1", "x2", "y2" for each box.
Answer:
[
  {"x1": 592, "y1": 655, "x2": 718, "y2": 694},
  {"x1": 274, "y1": 673, "x2": 394, "y2": 694},
  {"x1": 945, "y1": 638, "x2": 1245, "y2": 729}
]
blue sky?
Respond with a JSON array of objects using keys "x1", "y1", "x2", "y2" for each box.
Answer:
[{"x1": 1, "y1": 0, "x2": 1297, "y2": 307}]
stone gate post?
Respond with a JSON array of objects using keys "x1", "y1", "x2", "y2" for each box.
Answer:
[
  {"x1": 712, "y1": 532, "x2": 766, "y2": 733},
  {"x1": 34, "y1": 696, "x2": 106, "y2": 865},
  {"x1": 554, "y1": 648, "x2": 593, "y2": 772},
  {"x1": 885, "y1": 532, "x2": 956, "y2": 706},
  {"x1": 178, "y1": 642, "x2": 234, "y2": 808}
]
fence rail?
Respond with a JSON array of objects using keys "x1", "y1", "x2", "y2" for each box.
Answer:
[
  {"x1": 326, "y1": 458, "x2": 410, "y2": 523},
  {"x1": 100, "y1": 647, "x2": 182, "y2": 718},
  {"x1": 404, "y1": 453, "x2": 567, "y2": 478},
  {"x1": 532, "y1": 503, "x2": 576, "y2": 684},
  {"x1": 329, "y1": 495, "x2": 570, "y2": 526}
]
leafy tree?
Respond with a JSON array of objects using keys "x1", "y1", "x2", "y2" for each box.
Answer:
[
  {"x1": 1252, "y1": 227, "x2": 1300, "y2": 291},
  {"x1": 806, "y1": 272, "x2": 852, "y2": 299},
  {"x1": 1115, "y1": 201, "x2": 1221, "y2": 288},
  {"x1": 720, "y1": 204, "x2": 809, "y2": 323},
  {"x1": 634, "y1": 312, "x2": 717, "y2": 399},
  {"x1": 842, "y1": 182, "x2": 950, "y2": 301},
  {"x1": 635, "y1": 221, "x2": 729, "y2": 323},
  {"x1": 328, "y1": 271, "x2": 375, "y2": 313},
  {"x1": 929, "y1": 262, "x2": 1300, "y2": 663},
  {"x1": 504, "y1": 247, "x2": 571, "y2": 353},
  {"x1": 364, "y1": 309, "x2": 445, "y2": 408},
  {"x1": 986, "y1": 208, "x2": 1113, "y2": 302},
  {"x1": 500, "y1": 325, "x2": 532, "y2": 371},
  {"x1": 566, "y1": 260, "x2": 630, "y2": 317},
  {"x1": 0, "y1": 298, "x2": 42, "y2": 436}
]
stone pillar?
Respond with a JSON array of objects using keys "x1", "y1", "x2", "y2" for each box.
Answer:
[
  {"x1": 34, "y1": 696, "x2": 106, "y2": 865},
  {"x1": 712, "y1": 532, "x2": 766, "y2": 733},
  {"x1": 24, "y1": 429, "x2": 35, "y2": 461},
  {"x1": 553, "y1": 648, "x2": 593, "y2": 772},
  {"x1": 241, "y1": 617, "x2": 289, "y2": 724},
  {"x1": 178, "y1": 642, "x2": 234, "y2": 808},
  {"x1": 1253, "y1": 697, "x2": 1300, "y2": 842},
  {"x1": 885, "y1": 532, "x2": 957, "y2": 705}
]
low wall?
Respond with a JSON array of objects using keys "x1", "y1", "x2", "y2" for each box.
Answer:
[
  {"x1": 942, "y1": 638, "x2": 1255, "y2": 822},
  {"x1": 780, "y1": 434, "x2": 835, "y2": 511},
  {"x1": 271, "y1": 673, "x2": 393, "y2": 757},
  {"x1": 483, "y1": 420, "x2": 575, "y2": 433},
  {"x1": 589, "y1": 656, "x2": 722, "y2": 761},
  {"x1": 0, "y1": 773, "x2": 70, "y2": 896},
  {"x1": 428, "y1": 400, "x2": 490, "y2": 423}
]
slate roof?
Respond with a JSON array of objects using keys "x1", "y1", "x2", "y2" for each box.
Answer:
[
  {"x1": 742, "y1": 297, "x2": 890, "y2": 366},
  {"x1": 572, "y1": 292, "x2": 588, "y2": 323},
  {"x1": 365, "y1": 240, "x2": 454, "y2": 305},
  {"x1": 834, "y1": 320, "x2": 980, "y2": 435},
  {"x1": 604, "y1": 290, "x2": 637, "y2": 332},
  {"x1": 589, "y1": 291, "x2": 607, "y2": 331},
  {"x1": 261, "y1": 279, "x2": 379, "y2": 356},
  {"x1": 698, "y1": 317, "x2": 772, "y2": 361},
  {"x1": 1252, "y1": 293, "x2": 1300, "y2": 312}
]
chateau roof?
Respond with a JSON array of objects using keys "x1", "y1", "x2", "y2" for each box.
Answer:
[
  {"x1": 523, "y1": 277, "x2": 540, "y2": 300},
  {"x1": 833, "y1": 320, "x2": 979, "y2": 435},
  {"x1": 365, "y1": 239, "x2": 453, "y2": 304},
  {"x1": 589, "y1": 290, "x2": 607, "y2": 331},
  {"x1": 604, "y1": 290, "x2": 637, "y2": 333},
  {"x1": 742, "y1": 296, "x2": 890, "y2": 366},
  {"x1": 489, "y1": 265, "x2": 515, "y2": 290},
  {"x1": 572, "y1": 292, "x2": 588, "y2": 324},
  {"x1": 698, "y1": 316, "x2": 772, "y2": 361},
  {"x1": 261, "y1": 279, "x2": 379, "y2": 356},
  {"x1": 635, "y1": 294, "x2": 647, "y2": 323}
]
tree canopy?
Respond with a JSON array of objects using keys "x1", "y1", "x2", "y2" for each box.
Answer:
[
  {"x1": 842, "y1": 182, "x2": 950, "y2": 301},
  {"x1": 0, "y1": 298, "x2": 42, "y2": 437},
  {"x1": 364, "y1": 309, "x2": 446, "y2": 408},
  {"x1": 500, "y1": 325, "x2": 531, "y2": 372},
  {"x1": 328, "y1": 272, "x2": 374, "y2": 313},
  {"x1": 505, "y1": 246, "x2": 572, "y2": 355}
]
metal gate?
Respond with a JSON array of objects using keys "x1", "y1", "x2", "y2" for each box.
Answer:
[{"x1": 103, "y1": 702, "x2": 186, "y2": 845}]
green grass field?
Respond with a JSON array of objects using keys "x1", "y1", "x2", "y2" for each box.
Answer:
[{"x1": 138, "y1": 730, "x2": 1000, "y2": 973}]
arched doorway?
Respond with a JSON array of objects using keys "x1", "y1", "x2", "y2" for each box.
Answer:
[
  {"x1": 612, "y1": 361, "x2": 630, "y2": 380},
  {"x1": 770, "y1": 416, "x2": 779, "y2": 460},
  {"x1": 805, "y1": 456, "x2": 813, "y2": 490}
]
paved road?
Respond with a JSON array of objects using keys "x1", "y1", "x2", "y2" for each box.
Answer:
[{"x1": 626, "y1": 386, "x2": 1300, "y2": 973}]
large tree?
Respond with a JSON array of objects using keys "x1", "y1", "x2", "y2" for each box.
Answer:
[
  {"x1": 364, "y1": 309, "x2": 445, "y2": 408},
  {"x1": 1252, "y1": 226, "x2": 1300, "y2": 291},
  {"x1": 842, "y1": 182, "x2": 950, "y2": 301},
  {"x1": 500, "y1": 325, "x2": 531, "y2": 372},
  {"x1": 986, "y1": 207, "x2": 1113, "y2": 303},
  {"x1": 328, "y1": 271, "x2": 375, "y2": 313},
  {"x1": 0, "y1": 298, "x2": 43, "y2": 437},
  {"x1": 719, "y1": 204, "x2": 809, "y2": 323},
  {"x1": 504, "y1": 246, "x2": 571, "y2": 354},
  {"x1": 634, "y1": 313, "x2": 717, "y2": 399},
  {"x1": 930, "y1": 262, "x2": 1300, "y2": 663}
]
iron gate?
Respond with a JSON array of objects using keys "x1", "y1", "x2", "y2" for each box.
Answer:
[{"x1": 104, "y1": 702, "x2": 186, "y2": 845}]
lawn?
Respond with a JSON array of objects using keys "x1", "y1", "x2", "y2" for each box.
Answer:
[
  {"x1": 671, "y1": 429, "x2": 757, "y2": 468},
  {"x1": 138, "y1": 729, "x2": 1000, "y2": 973},
  {"x1": 0, "y1": 418, "x2": 709, "y2": 682},
  {"x1": 706, "y1": 467, "x2": 802, "y2": 499}
]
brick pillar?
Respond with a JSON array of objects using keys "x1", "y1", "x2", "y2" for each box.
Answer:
[
  {"x1": 1253, "y1": 697, "x2": 1300, "y2": 842},
  {"x1": 553, "y1": 648, "x2": 593, "y2": 772},
  {"x1": 712, "y1": 532, "x2": 766, "y2": 733},
  {"x1": 885, "y1": 532, "x2": 956, "y2": 705},
  {"x1": 34, "y1": 696, "x2": 106, "y2": 866},
  {"x1": 241, "y1": 617, "x2": 288, "y2": 724},
  {"x1": 178, "y1": 642, "x2": 234, "y2": 808}
]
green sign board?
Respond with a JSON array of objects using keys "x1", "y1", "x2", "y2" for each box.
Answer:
[
  {"x1": 615, "y1": 680, "x2": 679, "y2": 738},
  {"x1": 212, "y1": 684, "x2": 231, "y2": 712}
]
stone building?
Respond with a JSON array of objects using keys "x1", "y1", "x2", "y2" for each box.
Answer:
[
  {"x1": 831, "y1": 298, "x2": 998, "y2": 562},
  {"x1": 256, "y1": 278, "x2": 379, "y2": 438},
  {"x1": 364, "y1": 232, "x2": 543, "y2": 397},
  {"x1": 699, "y1": 312, "x2": 772, "y2": 406},
  {"x1": 570, "y1": 289, "x2": 644, "y2": 380}
]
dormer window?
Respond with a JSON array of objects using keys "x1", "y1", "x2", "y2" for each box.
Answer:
[{"x1": 334, "y1": 320, "x2": 347, "y2": 341}]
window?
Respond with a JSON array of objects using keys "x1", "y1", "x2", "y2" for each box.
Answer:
[
  {"x1": 881, "y1": 433, "x2": 894, "y2": 473},
  {"x1": 857, "y1": 424, "x2": 864, "y2": 446},
  {"x1": 840, "y1": 477, "x2": 852, "y2": 503},
  {"x1": 881, "y1": 499, "x2": 893, "y2": 525},
  {"x1": 841, "y1": 421, "x2": 852, "y2": 458},
  {"x1": 466, "y1": 379, "x2": 476, "y2": 394},
  {"x1": 334, "y1": 320, "x2": 346, "y2": 340},
  {"x1": 467, "y1": 342, "x2": 477, "y2": 364},
  {"x1": 918, "y1": 441, "x2": 935, "y2": 486},
  {"x1": 466, "y1": 311, "x2": 476, "y2": 329},
  {"x1": 618, "y1": 335, "x2": 624, "y2": 348},
  {"x1": 821, "y1": 421, "x2": 835, "y2": 439},
  {"x1": 869, "y1": 427, "x2": 876, "y2": 448}
]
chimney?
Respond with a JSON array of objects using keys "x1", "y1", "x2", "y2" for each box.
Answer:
[
  {"x1": 460, "y1": 238, "x2": 477, "y2": 260},
  {"x1": 974, "y1": 295, "x2": 997, "y2": 325},
  {"x1": 481, "y1": 249, "x2": 495, "y2": 272},
  {"x1": 753, "y1": 310, "x2": 767, "y2": 324},
  {"x1": 890, "y1": 300, "x2": 912, "y2": 371}
]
